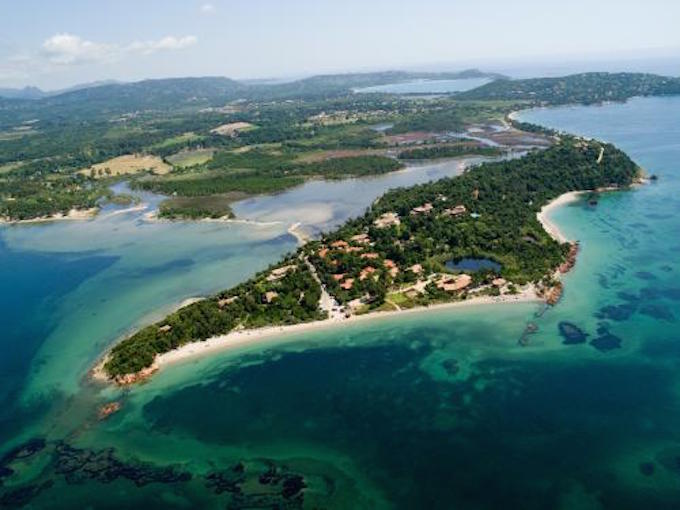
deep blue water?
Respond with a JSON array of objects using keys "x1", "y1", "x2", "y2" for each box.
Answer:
[{"x1": 0, "y1": 237, "x2": 118, "y2": 438}]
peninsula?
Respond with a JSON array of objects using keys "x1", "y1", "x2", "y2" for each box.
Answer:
[{"x1": 97, "y1": 135, "x2": 641, "y2": 383}]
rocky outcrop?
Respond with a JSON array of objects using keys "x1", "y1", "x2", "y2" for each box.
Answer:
[
  {"x1": 538, "y1": 281, "x2": 564, "y2": 306},
  {"x1": 113, "y1": 365, "x2": 158, "y2": 386},
  {"x1": 558, "y1": 242, "x2": 579, "y2": 274},
  {"x1": 97, "y1": 401, "x2": 122, "y2": 420}
]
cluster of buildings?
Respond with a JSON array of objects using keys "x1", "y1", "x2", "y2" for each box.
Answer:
[
  {"x1": 374, "y1": 202, "x2": 468, "y2": 226},
  {"x1": 316, "y1": 232, "x2": 404, "y2": 292}
]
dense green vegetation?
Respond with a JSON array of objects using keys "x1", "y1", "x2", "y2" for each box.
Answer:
[
  {"x1": 300, "y1": 155, "x2": 402, "y2": 178},
  {"x1": 459, "y1": 73, "x2": 680, "y2": 105},
  {"x1": 306, "y1": 138, "x2": 638, "y2": 305},
  {"x1": 0, "y1": 175, "x2": 107, "y2": 220},
  {"x1": 137, "y1": 173, "x2": 305, "y2": 197},
  {"x1": 103, "y1": 138, "x2": 640, "y2": 378},
  {"x1": 135, "y1": 154, "x2": 402, "y2": 199},
  {"x1": 398, "y1": 145, "x2": 502, "y2": 160},
  {"x1": 158, "y1": 195, "x2": 238, "y2": 220},
  {"x1": 104, "y1": 258, "x2": 325, "y2": 377}
]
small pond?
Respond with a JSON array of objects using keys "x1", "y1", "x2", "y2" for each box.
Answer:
[{"x1": 445, "y1": 257, "x2": 501, "y2": 272}]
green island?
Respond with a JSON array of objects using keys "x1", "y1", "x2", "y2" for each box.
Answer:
[{"x1": 101, "y1": 136, "x2": 640, "y2": 381}]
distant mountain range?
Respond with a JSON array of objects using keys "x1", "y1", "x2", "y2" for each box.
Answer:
[
  {"x1": 0, "y1": 69, "x2": 509, "y2": 126},
  {"x1": 0, "y1": 69, "x2": 503, "y2": 102},
  {"x1": 0, "y1": 80, "x2": 121, "y2": 100}
]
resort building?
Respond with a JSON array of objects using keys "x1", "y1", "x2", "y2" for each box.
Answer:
[
  {"x1": 374, "y1": 212, "x2": 401, "y2": 228},
  {"x1": 384, "y1": 259, "x2": 399, "y2": 278},
  {"x1": 340, "y1": 278, "x2": 355, "y2": 290},
  {"x1": 408, "y1": 264, "x2": 423, "y2": 274},
  {"x1": 442, "y1": 204, "x2": 467, "y2": 217},
  {"x1": 266, "y1": 265, "x2": 296, "y2": 282},
  {"x1": 350, "y1": 233, "x2": 371, "y2": 244},
  {"x1": 359, "y1": 266, "x2": 377, "y2": 281},
  {"x1": 330, "y1": 240, "x2": 350, "y2": 249},
  {"x1": 436, "y1": 274, "x2": 473, "y2": 292},
  {"x1": 411, "y1": 203, "x2": 434, "y2": 215}
]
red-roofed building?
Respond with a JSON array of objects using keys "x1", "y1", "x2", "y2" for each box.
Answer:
[
  {"x1": 359, "y1": 266, "x2": 377, "y2": 281},
  {"x1": 340, "y1": 278, "x2": 355, "y2": 290},
  {"x1": 331, "y1": 240, "x2": 349, "y2": 249}
]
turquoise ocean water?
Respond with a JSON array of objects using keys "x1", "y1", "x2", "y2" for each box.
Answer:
[{"x1": 1, "y1": 98, "x2": 680, "y2": 508}]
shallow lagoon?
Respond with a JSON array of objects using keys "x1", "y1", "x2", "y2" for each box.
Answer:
[{"x1": 2, "y1": 97, "x2": 680, "y2": 508}]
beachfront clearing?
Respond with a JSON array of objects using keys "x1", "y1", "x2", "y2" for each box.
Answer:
[
  {"x1": 150, "y1": 132, "x2": 202, "y2": 150},
  {"x1": 80, "y1": 154, "x2": 172, "y2": 179}
]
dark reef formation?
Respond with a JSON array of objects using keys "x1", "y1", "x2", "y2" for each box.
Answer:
[{"x1": 558, "y1": 321, "x2": 588, "y2": 345}]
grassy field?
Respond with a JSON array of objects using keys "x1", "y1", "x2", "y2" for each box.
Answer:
[
  {"x1": 149, "y1": 132, "x2": 202, "y2": 150},
  {"x1": 294, "y1": 148, "x2": 389, "y2": 163},
  {"x1": 80, "y1": 154, "x2": 172, "y2": 179},
  {"x1": 0, "y1": 161, "x2": 24, "y2": 174},
  {"x1": 167, "y1": 148, "x2": 216, "y2": 168}
]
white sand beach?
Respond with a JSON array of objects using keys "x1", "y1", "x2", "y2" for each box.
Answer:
[
  {"x1": 91, "y1": 285, "x2": 540, "y2": 383},
  {"x1": 145, "y1": 286, "x2": 539, "y2": 375},
  {"x1": 537, "y1": 191, "x2": 583, "y2": 243}
]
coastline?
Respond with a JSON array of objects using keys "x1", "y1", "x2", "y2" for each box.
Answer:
[
  {"x1": 90, "y1": 296, "x2": 204, "y2": 384},
  {"x1": 287, "y1": 222, "x2": 312, "y2": 245},
  {"x1": 0, "y1": 207, "x2": 99, "y2": 225},
  {"x1": 536, "y1": 191, "x2": 583, "y2": 243},
  {"x1": 142, "y1": 209, "x2": 283, "y2": 228},
  {"x1": 92, "y1": 182, "x2": 642, "y2": 385},
  {"x1": 91, "y1": 286, "x2": 539, "y2": 384}
]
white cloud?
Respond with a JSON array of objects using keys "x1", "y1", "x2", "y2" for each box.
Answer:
[
  {"x1": 39, "y1": 33, "x2": 198, "y2": 66},
  {"x1": 42, "y1": 33, "x2": 115, "y2": 65},
  {"x1": 128, "y1": 36, "x2": 198, "y2": 54},
  {"x1": 200, "y1": 3, "x2": 215, "y2": 14}
]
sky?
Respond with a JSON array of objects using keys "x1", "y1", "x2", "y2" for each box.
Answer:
[{"x1": 1, "y1": 0, "x2": 679, "y2": 89}]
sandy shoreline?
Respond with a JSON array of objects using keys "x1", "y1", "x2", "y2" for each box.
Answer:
[
  {"x1": 287, "y1": 222, "x2": 312, "y2": 245},
  {"x1": 159, "y1": 289, "x2": 540, "y2": 368},
  {"x1": 90, "y1": 285, "x2": 540, "y2": 383},
  {"x1": 90, "y1": 296, "x2": 204, "y2": 383},
  {"x1": 142, "y1": 209, "x2": 283, "y2": 228},
  {"x1": 536, "y1": 191, "x2": 583, "y2": 243}
]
